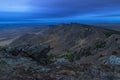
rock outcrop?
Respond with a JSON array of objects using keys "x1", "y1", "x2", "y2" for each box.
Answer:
[{"x1": 6, "y1": 44, "x2": 50, "y2": 64}]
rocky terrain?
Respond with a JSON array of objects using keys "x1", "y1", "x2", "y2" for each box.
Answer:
[{"x1": 0, "y1": 23, "x2": 120, "y2": 80}]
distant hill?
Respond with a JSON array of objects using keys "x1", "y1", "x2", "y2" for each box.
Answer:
[
  {"x1": 89, "y1": 23, "x2": 120, "y2": 31},
  {"x1": 0, "y1": 25, "x2": 49, "y2": 46}
]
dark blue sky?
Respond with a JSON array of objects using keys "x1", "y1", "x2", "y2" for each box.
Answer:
[{"x1": 0, "y1": 0, "x2": 120, "y2": 24}]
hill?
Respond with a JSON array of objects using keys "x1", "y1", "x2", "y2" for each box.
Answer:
[
  {"x1": 10, "y1": 23, "x2": 120, "y2": 57},
  {"x1": 89, "y1": 23, "x2": 120, "y2": 31},
  {"x1": 0, "y1": 25, "x2": 49, "y2": 46},
  {"x1": 0, "y1": 23, "x2": 120, "y2": 80}
]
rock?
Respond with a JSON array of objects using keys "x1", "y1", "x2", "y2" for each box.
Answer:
[
  {"x1": 81, "y1": 66, "x2": 114, "y2": 80},
  {"x1": 54, "y1": 58, "x2": 69, "y2": 64},
  {"x1": 109, "y1": 55, "x2": 120, "y2": 65},
  {"x1": 6, "y1": 44, "x2": 51, "y2": 64},
  {"x1": 58, "y1": 70, "x2": 76, "y2": 76},
  {"x1": 100, "y1": 55, "x2": 120, "y2": 65}
]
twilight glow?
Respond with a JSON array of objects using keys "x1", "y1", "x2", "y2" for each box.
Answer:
[{"x1": 0, "y1": 0, "x2": 120, "y2": 24}]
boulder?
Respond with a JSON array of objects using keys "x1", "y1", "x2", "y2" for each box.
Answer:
[
  {"x1": 54, "y1": 58, "x2": 69, "y2": 64},
  {"x1": 6, "y1": 44, "x2": 51, "y2": 64}
]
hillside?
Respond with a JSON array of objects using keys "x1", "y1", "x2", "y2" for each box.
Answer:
[
  {"x1": 0, "y1": 23, "x2": 120, "y2": 80},
  {"x1": 10, "y1": 23, "x2": 120, "y2": 56}
]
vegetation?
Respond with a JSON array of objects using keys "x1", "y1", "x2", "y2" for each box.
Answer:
[
  {"x1": 104, "y1": 29, "x2": 120, "y2": 38},
  {"x1": 62, "y1": 53, "x2": 75, "y2": 62},
  {"x1": 47, "y1": 49, "x2": 79, "y2": 63},
  {"x1": 84, "y1": 51, "x2": 92, "y2": 57},
  {"x1": 112, "y1": 51, "x2": 118, "y2": 55},
  {"x1": 47, "y1": 54, "x2": 58, "y2": 64},
  {"x1": 95, "y1": 41, "x2": 106, "y2": 48},
  {"x1": 104, "y1": 32, "x2": 113, "y2": 37}
]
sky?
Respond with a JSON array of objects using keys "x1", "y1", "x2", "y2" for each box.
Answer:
[{"x1": 0, "y1": 0, "x2": 120, "y2": 24}]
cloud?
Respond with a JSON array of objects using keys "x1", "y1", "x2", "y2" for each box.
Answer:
[
  {"x1": 28, "y1": 0, "x2": 120, "y2": 19},
  {"x1": 0, "y1": 0, "x2": 120, "y2": 23},
  {"x1": 0, "y1": 0, "x2": 31, "y2": 12}
]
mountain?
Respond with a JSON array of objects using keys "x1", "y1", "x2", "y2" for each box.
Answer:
[
  {"x1": 0, "y1": 23, "x2": 120, "y2": 80},
  {"x1": 7, "y1": 23, "x2": 120, "y2": 65},
  {"x1": 10, "y1": 23, "x2": 120, "y2": 56},
  {"x1": 89, "y1": 23, "x2": 120, "y2": 31}
]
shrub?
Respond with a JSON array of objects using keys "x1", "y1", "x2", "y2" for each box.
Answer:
[
  {"x1": 84, "y1": 51, "x2": 92, "y2": 57},
  {"x1": 64, "y1": 53, "x2": 75, "y2": 62},
  {"x1": 47, "y1": 54, "x2": 58, "y2": 64},
  {"x1": 95, "y1": 41, "x2": 106, "y2": 48}
]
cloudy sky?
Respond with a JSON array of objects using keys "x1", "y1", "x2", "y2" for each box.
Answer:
[{"x1": 0, "y1": 0, "x2": 120, "y2": 24}]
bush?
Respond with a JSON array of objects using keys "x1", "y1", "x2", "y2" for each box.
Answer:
[
  {"x1": 47, "y1": 53, "x2": 75, "y2": 63},
  {"x1": 47, "y1": 54, "x2": 58, "y2": 64},
  {"x1": 64, "y1": 53, "x2": 75, "y2": 62},
  {"x1": 95, "y1": 41, "x2": 106, "y2": 48},
  {"x1": 84, "y1": 51, "x2": 92, "y2": 57}
]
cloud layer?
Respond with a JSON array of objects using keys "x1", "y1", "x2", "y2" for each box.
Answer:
[{"x1": 0, "y1": 0, "x2": 120, "y2": 23}]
